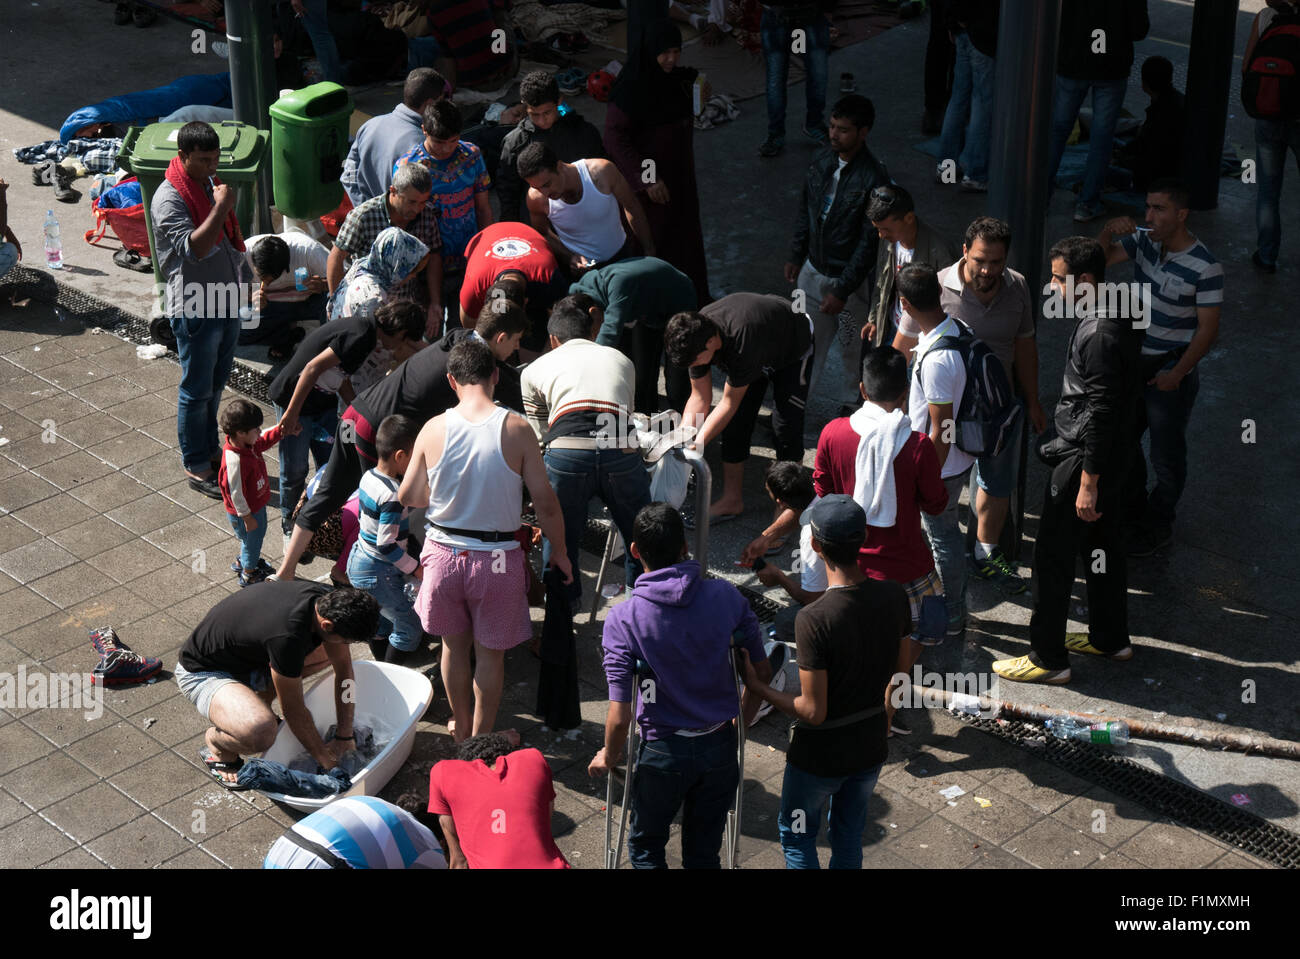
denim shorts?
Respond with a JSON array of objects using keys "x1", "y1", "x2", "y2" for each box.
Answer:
[
  {"x1": 973, "y1": 418, "x2": 1023, "y2": 498},
  {"x1": 174, "y1": 660, "x2": 271, "y2": 721}
]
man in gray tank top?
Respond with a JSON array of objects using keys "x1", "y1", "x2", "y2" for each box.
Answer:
[{"x1": 400, "y1": 340, "x2": 573, "y2": 742}]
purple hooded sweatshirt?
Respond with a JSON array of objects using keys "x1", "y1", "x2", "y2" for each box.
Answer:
[{"x1": 602, "y1": 561, "x2": 765, "y2": 741}]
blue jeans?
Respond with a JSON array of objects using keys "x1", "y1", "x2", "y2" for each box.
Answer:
[
  {"x1": 346, "y1": 544, "x2": 422, "y2": 652},
  {"x1": 779, "y1": 761, "x2": 882, "y2": 869},
  {"x1": 407, "y1": 35, "x2": 442, "y2": 71},
  {"x1": 761, "y1": 8, "x2": 830, "y2": 139},
  {"x1": 542, "y1": 447, "x2": 651, "y2": 605},
  {"x1": 299, "y1": 0, "x2": 343, "y2": 84},
  {"x1": 937, "y1": 32, "x2": 994, "y2": 182},
  {"x1": 172, "y1": 314, "x2": 240, "y2": 473},
  {"x1": 922, "y1": 469, "x2": 970, "y2": 624},
  {"x1": 1255, "y1": 117, "x2": 1300, "y2": 266},
  {"x1": 1125, "y1": 367, "x2": 1200, "y2": 529},
  {"x1": 1047, "y1": 75, "x2": 1128, "y2": 207},
  {"x1": 0, "y1": 241, "x2": 17, "y2": 283},
  {"x1": 228, "y1": 506, "x2": 268, "y2": 572},
  {"x1": 237, "y1": 758, "x2": 350, "y2": 798},
  {"x1": 273, "y1": 402, "x2": 337, "y2": 533},
  {"x1": 628, "y1": 725, "x2": 739, "y2": 869}
]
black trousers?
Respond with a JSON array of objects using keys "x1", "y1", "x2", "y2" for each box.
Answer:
[
  {"x1": 622, "y1": 323, "x2": 691, "y2": 416},
  {"x1": 720, "y1": 352, "x2": 813, "y2": 465},
  {"x1": 1028, "y1": 471, "x2": 1130, "y2": 670},
  {"x1": 924, "y1": 0, "x2": 957, "y2": 116}
]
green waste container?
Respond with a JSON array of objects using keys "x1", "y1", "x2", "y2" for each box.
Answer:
[
  {"x1": 269, "y1": 82, "x2": 353, "y2": 219},
  {"x1": 117, "y1": 120, "x2": 269, "y2": 290}
]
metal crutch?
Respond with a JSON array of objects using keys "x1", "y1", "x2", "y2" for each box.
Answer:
[
  {"x1": 588, "y1": 515, "x2": 619, "y2": 624},
  {"x1": 603, "y1": 659, "x2": 648, "y2": 869},
  {"x1": 723, "y1": 634, "x2": 747, "y2": 869}
]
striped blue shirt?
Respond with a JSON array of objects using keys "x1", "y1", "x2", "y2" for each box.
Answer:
[
  {"x1": 264, "y1": 796, "x2": 446, "y2": 869},
  {"x1": 356, "y1": 468, "x2": 418, "y2": 574},
  {"x1": 1118, "y1": 231, "x2": 1223, "y2": 356}
]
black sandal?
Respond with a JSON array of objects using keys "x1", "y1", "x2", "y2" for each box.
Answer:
[{"x1": 113, "y1": 248, "x2": 152, "y2": 272}]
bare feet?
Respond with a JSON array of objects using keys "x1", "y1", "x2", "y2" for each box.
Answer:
[{"x1": 709, "y1": 501, "x2": 743, "y2": 519}]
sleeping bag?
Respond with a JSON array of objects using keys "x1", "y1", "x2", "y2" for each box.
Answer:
[{"x1": 59, "y1": 72, "x2": 233, "y2": 143}]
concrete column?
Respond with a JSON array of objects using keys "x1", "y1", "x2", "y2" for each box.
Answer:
[
  {"x1": 1183, "y1": 0, "x2": 1240, "y2": 209},
  {"x1": 986, "y1": 0, "x2": 1061, "y2": 560},
  {"x1": 223, "y1": 0, "x2": 276, "y2": 235}
]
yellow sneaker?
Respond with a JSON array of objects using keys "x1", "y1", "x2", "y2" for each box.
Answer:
[
  {"x1": 992, "y1": 655, "x2": 1071, "y2": 685},
  {"x1": 1064, "y1": 633, "x2": 1133, "y2": 661}
]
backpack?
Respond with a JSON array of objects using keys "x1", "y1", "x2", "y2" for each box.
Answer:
[
  {"x1": 917, "y1": 321, "x2": 1022, "y2": 457},
  {"x1": 1242, "y1": 7, "x2": 1300, "y2": 119}
]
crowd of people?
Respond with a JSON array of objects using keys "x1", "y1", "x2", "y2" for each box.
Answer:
[{"x1": 131, "y1": 0, "x2": 1270, "y2": 869}]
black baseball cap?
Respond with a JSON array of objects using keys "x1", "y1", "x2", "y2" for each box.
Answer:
[{"x1": 808, "y1": 494, "x2": 867, "y2": 546}]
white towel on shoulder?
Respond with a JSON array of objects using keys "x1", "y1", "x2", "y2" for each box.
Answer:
[{"x1": 847, "y1": 402, "x2": 912, "y2": 528}]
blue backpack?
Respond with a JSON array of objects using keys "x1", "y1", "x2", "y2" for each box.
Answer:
[{"x1": 917, "y1": 320, "x2": 1022, "y2": 457}]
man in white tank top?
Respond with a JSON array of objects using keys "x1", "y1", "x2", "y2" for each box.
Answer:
[
  {"x1": 399, "y1": 340, "x2": 573, "y2": 742},
  {"x1": 518, "y1": 141, "x2": 655, "y2": 277}
]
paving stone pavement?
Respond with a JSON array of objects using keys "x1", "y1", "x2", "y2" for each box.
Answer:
[{"x1": 0, "y1": 312, "x2": 1275, "y2": 868}]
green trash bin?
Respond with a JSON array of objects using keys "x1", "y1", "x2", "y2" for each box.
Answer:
[
  {"x1": 269, "y1": 82, "x2": 353, "y2": 220},
  {"x1": 117, "y1": 120, "x2": 269, "y2": 291}
]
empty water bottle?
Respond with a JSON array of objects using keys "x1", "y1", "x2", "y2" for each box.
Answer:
[
  {"x1": 1046, "y1": 717, "x2": 1129, "y2": 746},
  {"x1": 403, "y1": 579, "x2": 420, "y2": 604},
  {"x1": 43, "y1": 210, "x2": 62, "y2": 269},
  {"x1": 295, "y1": 266, "x2": 308, "y2": 291}
]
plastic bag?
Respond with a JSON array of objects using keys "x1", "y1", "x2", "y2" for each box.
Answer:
[{"x1": 649, "y1": 451, "x2": 691, "y2": 509}]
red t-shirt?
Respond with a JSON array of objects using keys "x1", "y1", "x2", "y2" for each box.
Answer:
[
  {"x1": 459, "y1": 222, "x2": 558, "y2": 320},
  {"x1": 812, "y1": 417, "x2": 948, "y2": 584},
  {"x1": 427, "y1": 747, "x2": 570, "y2": 869}
]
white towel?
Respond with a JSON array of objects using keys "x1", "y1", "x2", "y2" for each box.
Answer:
[{"x1": 847, "y1": 402, "x2": 912, "y2": 528}]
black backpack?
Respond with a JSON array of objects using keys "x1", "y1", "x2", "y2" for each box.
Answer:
[
  {"x1": 1242, "y1": 8, "x2": 1300, "y2": 120},
  {"x1": 917, "y1": 320, "x2": 1022, "y2": 458}
]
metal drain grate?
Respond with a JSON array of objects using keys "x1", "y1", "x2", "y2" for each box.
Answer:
[
  {"x1": 957, "y1": 714, "x2": 1298, "y2": 868},
  {"x1": 10, "y1": 266, "x2": 276, "y2": 405}
]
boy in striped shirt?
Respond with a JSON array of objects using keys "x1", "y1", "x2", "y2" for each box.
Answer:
[
  {"x1": 346, "y1": 414, "x2": 425, "y2": 664},
  {"x1": 1098, "y1": 179, "x2": 1223, "y2": 557}
]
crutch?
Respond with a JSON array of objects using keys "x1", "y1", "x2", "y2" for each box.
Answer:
[
  {"x1": 604, "y1": 659, "x2": 649, "y2": 869},
  {"x1": 723, "y1": 632, "x2": 747, "y2": 869}
]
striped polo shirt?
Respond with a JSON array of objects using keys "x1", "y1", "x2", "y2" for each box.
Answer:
[
  {"x1": 355, "y1": 468, "x2": 418, "y2": 574},
  {"x1": 1118, "y1": 231, "x2": 1224, "y2": 356},
  {"x1": 263, "y1": 796, "x2": 446, "y2": 869}
]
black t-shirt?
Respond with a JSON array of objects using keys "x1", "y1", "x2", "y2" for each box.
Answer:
[
  {"x1": 691, "y1": 293, "x2": 813, "y2": 388},
  {"x1": 179, "y1": 580, "x2": 329, "y2": 680},
  {"x1": 351, "y1": 327, "x2": 523, "y2": 426},
  {"x1": 787, "y1": 579, "x2": 909, "y2": 777},
  {"x1": 268, "y1": 316, "x2": 379, "y2": 416}
]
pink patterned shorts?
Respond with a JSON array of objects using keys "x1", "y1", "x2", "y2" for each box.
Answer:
[{"x1": 415, "y1": 540, "x2": 532, "y2": 650}]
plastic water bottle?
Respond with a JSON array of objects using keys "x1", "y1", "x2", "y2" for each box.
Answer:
[
  {"x1": 43, "y1": 210, "x2": 63, "y2": 270},
  {"x1": 403, "y1": 580, "x2": 420, "y2": 604},
  {"x1": 1046, "y1": 717, "x2": 1130, "y2": 746},
  {"x1": 294, "y1": 266, "x2": 308, "y2": 291}
]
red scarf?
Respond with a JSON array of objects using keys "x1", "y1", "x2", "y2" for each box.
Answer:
[{"x1": 164, "y1": 155, "x2": 245, "y2": 252}]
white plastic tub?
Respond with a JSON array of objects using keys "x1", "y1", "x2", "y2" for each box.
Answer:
[{"x1": 259, "y1": 659, "x2": 434, "y2": 812}]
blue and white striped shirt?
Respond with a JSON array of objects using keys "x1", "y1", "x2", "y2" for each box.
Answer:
[
  {"x1": 1118, "y1": 231, "x2": 1224, "y2": 357},
  {"x1": 264, "y1": 796, "x2": 446, "y2": 869},
  {"x1": 356, "y1": 468, "x2": 418, "y2": 574}
]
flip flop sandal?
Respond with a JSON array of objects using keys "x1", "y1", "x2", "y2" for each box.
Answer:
[
  {"x1": 113, "y1": 248, "x2": 152, "y2": 272},
  {"x1": 199, "y1": 749, "x2": 249, "y2": 791},
  {"x1": 556, "y1": 67, "x2": 584, "y2": 95}
]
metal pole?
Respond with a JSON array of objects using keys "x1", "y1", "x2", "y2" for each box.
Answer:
[
  {"x1": 987, "y1": 0, "x2": 1061, "y2": 560},
  {"x1": 1183, "y1": 0, "x2": 1240, "y2": 209},
  {"x1": 679, "y1": 448, "x2": 712, "y2": 568},
  {"x1": 224, "y1": 0, "x2": 276, "y2": 235}
]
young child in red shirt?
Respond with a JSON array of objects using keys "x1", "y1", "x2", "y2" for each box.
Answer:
[{"x1": 217, "y1": 399, "x2": 285, "y2": 586}]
